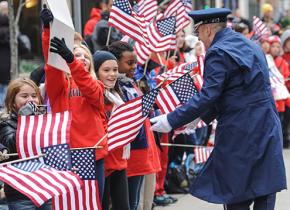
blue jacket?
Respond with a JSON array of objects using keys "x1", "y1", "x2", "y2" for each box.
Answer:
[{"x1": 167, "y1": 28, "x2": 287, "y2": 204}]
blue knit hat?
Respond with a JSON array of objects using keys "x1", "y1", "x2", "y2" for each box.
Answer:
[{"x1": 93, "y1": 50, "x2": 117, "y2": 72}]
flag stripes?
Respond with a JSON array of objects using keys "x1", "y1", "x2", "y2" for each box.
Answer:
[
  {"x1": 156, "y1": 86, "x2": 180, "y2": 114},
  {"x1": 136, "y1": 0, "x2": 158, "y2": 24},
  {"x1": 252, "y1": 16, "x2": 270, "y2": 41},
  {"x1": 108, "y1": 89, "x2": 159, "y2": 151},
  {"x1": 164, "y1": 0, "x2": 191, "y2": 32},
  {"x1": 16, "y1": 111, "x2": 71, "y2": 159},
  {"x1": 194, "y1": 147, "x2": 213, "y2": 164},
  {"x1": 109, "y1": 0, "x2": 148, "y2": 45},
  {"x1": 53, "y1": 180, "x2": 100, "y2": 210},
  {"x1": 108, "y1": 97, "x2": 146, "y2": 151},
  {"x1": 0, "y1": 161, "x2": 82, "y2": 207},
  {"x1": 146, "y1": 16, "x2": 176, "y2": 52}
]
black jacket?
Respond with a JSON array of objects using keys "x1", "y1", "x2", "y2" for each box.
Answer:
[{"x1": 0, "y1": 113, "x2": 30, "y2": 201}]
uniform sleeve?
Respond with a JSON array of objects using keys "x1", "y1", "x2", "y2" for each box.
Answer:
[
  {"x1": 68, "y1": 60, "x2": 105, "y2": 109},
  {"x1": 167, "y1": 50, "x2": 230, "y2": 129},
  {"x1": 200, "y1": 106, "x2": 218, "y2": 124},
  {"x1": 42, "y1": 29, "x2": 69, "y2": 110}
]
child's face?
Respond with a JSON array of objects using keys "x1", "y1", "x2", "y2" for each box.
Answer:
[
  {"x1": 14, "y1": 84, "x2": 40, "y2": 112},
  {"x1": 97, "y1": 60, "x2": 118, "y2": 89},
  {"x1": 176, "y1": 31, "x2": 185, "y2": 49},
  {"x1": 118, "y1": 51, "x2": 137, "y2": 78},
  {"x1": 74, "y1": 47, "x2": 91, "y2": 72},
  {"x1": 261, "y1": 41, "x2": 270, "y2": 54},
  {"x1": 270, "y1": 42, "x2": 281, "y2": 57},
  {"x1": 284, "y1": 38, "x2": 290, "y2": 52}
]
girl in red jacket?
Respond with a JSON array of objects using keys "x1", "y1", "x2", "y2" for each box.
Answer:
[
  {"x1": 93, "y1": 50, "x2": 131, "y2": 210},
  {"x1": 40, "y1": 6, "x2": 107, "y2": 201}
]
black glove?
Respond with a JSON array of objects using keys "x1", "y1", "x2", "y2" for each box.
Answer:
[
  {"x1": 40, "y1": 4, "x2": 53, "y2": 28},
  {"x1": 50, "y1": 37, "x2": 74, "y2": 63}
]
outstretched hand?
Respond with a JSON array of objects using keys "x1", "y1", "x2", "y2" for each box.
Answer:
[
  {"x1": 150, "y1": 114, "x2": 172, "y2": 133},
  {"x1": 50, "y1": 37, "x2": 74, "y2": 63},
  {"x1": 40, "y1": 4, "x2": 53, "y2": 28}
]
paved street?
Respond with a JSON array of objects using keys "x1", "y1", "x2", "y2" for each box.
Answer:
[{"x1": 155, "y1": 149, "x2": 290, "y2": 210}]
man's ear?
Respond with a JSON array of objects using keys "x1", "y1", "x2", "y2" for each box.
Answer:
[{"x1": 205, "y1": 25, "x2": 211, "y2": 36}]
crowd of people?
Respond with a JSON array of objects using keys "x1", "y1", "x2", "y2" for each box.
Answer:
[{"x1": 0, "y1": 1, "x2": 289, "y2": 210}]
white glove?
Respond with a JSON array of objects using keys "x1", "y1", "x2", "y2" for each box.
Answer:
[
  {"x1": 0, "y1": 149, "x2": 9, "y2": 162},
  {"x1": 150, "y1": 114, "x2": 172, "y2": 133}
]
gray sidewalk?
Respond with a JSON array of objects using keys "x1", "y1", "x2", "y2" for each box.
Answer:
[{"x1": 155, "y1": 149, "x2": 290, "y2": 210}]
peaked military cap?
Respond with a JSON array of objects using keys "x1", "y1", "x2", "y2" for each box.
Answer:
[{"x1": 189, "y1": 8, "x2": 231, "y2": 26}]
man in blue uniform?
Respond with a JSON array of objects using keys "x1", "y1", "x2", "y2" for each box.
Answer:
[{"x1": 150, "y1": 8, "x2": 287, "y2": 210}]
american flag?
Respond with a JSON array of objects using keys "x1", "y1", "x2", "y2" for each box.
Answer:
[
  {"x1": 182, "y1": 0, "x2": 192, "y2": 13},
  {"x1": 192, "y1": 73, "x2": 204, "y2": 91},
  {"x1": 163, "y1": 0, "x2": 191, "y2": 32},
  {"x1": 134, "y1": 0, "x2": 158, "y2": 24},
  {"x1": 156, "y1": 73, "x2": 198, "y2": 114},
  {"x1": 156, "y1": 62, "x2": 198, "y2": 85},
  {"x1": 0, "y1": 160, "x2": 82, "y2": 207},
  {"x1": 146, "y1": 16, "x2": 176, "y2": 52},
  {"x1": 109, "y1": 0, "x2": 147, "y2": 45},
  {"x1": 172, "y1": 119, "x2": 207, "y2": 140},
  {"x1": 194, "y1": 146, "x2": 213, "y2": 164},
  {"x1": 134, "y1": 40, "x2": 152, "y2": 65},
  {"x1": 53, "y1": 148, "x2": 101, "y2": 210},
  {"x1": 269, "y1": 70, "x2": 290, "y2": 100},
  {"x1": 251, "y1": 16, "x2": 271, "y2": 41},
  {"x1": 41, "y1": 143, "x2": 72, "y2": 171},
  {"x1": 108, "y1": 89, "x2": 159, "y2": 151},
  {"x1": 16, "y1": 111, "x2": 71, "y2": 159}
]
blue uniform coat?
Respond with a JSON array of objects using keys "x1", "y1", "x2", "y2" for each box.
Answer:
[{"x1": 167, "y1": 28, "x2": 287, "y2": 204}]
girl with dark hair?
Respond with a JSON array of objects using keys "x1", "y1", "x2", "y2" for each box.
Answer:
[
  {"x1": 107, "y1": 41, "x2": 161, "y2": 210},
  {"x1": 93, "y1": 50, "x2": 130, "y2": 210}
]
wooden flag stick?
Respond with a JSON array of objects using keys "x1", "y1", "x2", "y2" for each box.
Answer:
[
  {"x1": 156, "y1": 53, "x2": 164, "y2": 66},
  {"x1": 70, "y1": 145, "x2": 103, "y2": 151},
  {"x1": 6, "y1": 153, "x2": 19, "y2": 157},
  {"x1": 0, "y1": 153, "x2": 46, "y2": 167},
  {"x1": 161, "y1": 143, "x2": 210, "y2": 148},
  {"x1": 143, "y1": 53, "x2": 151, "y2": 76},
  {"x1": 106, "y1": 27, "x2": 112, "y2": 46},
  {"x1": 94, "y1": 133, "x2": 108, "y2": 147}
]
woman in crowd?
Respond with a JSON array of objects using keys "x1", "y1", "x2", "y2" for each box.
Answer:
[
  {"x1": 0, "y1": 78, "x2": 51, "y2": 209},
  {"x1": 93, "y1": 50, "x2": 130, "y2": 210},
  {"x1": 107, "y1": 41, "x2": 161, "y2": 210},
  {"x1": 40, "y1": 6, "x2": 107, "y2": 200}
]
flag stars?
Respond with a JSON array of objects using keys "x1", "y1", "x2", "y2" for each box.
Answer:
[
  {"x1": 42, "y1": 144, "x2": 71, "y2": 171},
  {"x1": 71, "y1": 149, "x2": 97, "y2": 180},
  {"x1": 115, "y1": 0, "x2": 132, "y2": 15},
  {"x1": 171, "y1": 74, "x2": 198, "y2": 103},
  {"x1": 157, "y1": 17, "x2": 176, "y2": 36},
  {"x1": 142, "y1": 89, "x2": 159, "y2": 116}
]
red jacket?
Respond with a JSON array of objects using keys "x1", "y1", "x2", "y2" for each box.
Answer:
[
  {"x1": 274, "y1": 56, "x2": 290, "y2": 111},
  {"x1": 126, "y1": 119, "x2": 161, "y2": 177},
  {"x1": 104, "y1": 103, "x2": 127, "y2": 177},
  {"x1": 283, "y1": 52, "x2": 290, "y2": 90},
  {"x1": 83, "y1": 8, "x2": 102, "y2": 38},
  {"x1": 42, "y1": 29, "x2": 108, "y2": 160}
]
